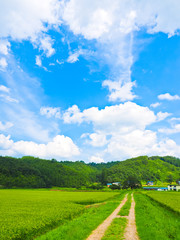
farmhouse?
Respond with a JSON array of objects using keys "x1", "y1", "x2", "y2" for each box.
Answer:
[
  {"x1": 107, "y1": 183, "x2": 112, "y2": 187},
  {"x1": 168, "y1": 185, "x2": 180, "y2": 191},
  {"x1": 147, "y1": 181, "x2": 154, "y2": 186},
  {"x1": 107, "y1": 182, "x2": 121, "y2": 187}
]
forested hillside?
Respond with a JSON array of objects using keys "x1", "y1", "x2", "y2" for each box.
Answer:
[{"x1": 0, "y1": 155, "x2": 179, "y2": 188}]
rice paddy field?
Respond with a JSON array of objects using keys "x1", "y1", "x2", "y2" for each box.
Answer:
[
  {"x1": 134, "y1": 191, "x2": 180, "y2": 240},
  {"x1": 145, "y1": 191, "x2": 180, "y2": 213},
  {"x1": 0, "y1": 189, "x2": 120, "y2": 240},
  {"x1": 1, "y1": 189, "x2": 180, "y2": 240}
]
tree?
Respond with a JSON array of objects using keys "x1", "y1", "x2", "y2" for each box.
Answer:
[
  {"x1": 167, "y1": 174, "x2": 173, "y2": 184},
  {"x1": 122, "y1": 176, "x2": 142, "y2": 189}
]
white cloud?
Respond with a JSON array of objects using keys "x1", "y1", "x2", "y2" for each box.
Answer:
[
  {"x1": 0, "y1": 57, "x2": 7, "y2": 69},
  {"x1": 0, "y1": 121, "x2": 13, "y2": 131},
  {"x1": 35, "y1": 55, "x2": 42, "y2": 67},
  {"x1": 0, "y1": 40, "x2": 10, "y2": 55},
  {"x1": 158, "y1": 93, "x2": 180, "y2": 101},
  {"x1": 105, "y1": 130, "x2": 180, "y2": 160},
  {"x1": 150, "y1": 102, "x2": 161, "y2": 108},
  {"x1": 159, "y1": 124, "x2": 180, "y2": 134},
  {"x1": 0, "y1": 85, "x2": 10, "y2": 93},
  {"x1": 38, "y1": 36, "x2": 55, "y2": 57},
  {"x1": 103, "y1": 80, "x2": 136, "y2": 102},
  {"x1": 82, "y1": 133, "x2": 108, "y2": 147},
  {"x1": 40, "y1": 107, "x2": 61, "y2": 119},
  {"x1": 89, "y1": 155, "x2": 104, "y2": 163},
  {"x1": 63, "y1": 102, "x2": 180, "y2": 160},
  {"x1": 157, "y1": 111, "x2": 171, "y2": 121},
  {"x1": 63, "y1": 102, "x2": 156, "y2": 132},
  {"x1": 0, "y1": 134, "x2": 80, "y2": 159},
  {"x1": 67, "y1": 50, "x2": 81, "y2": 63},
  {"x1": 63, "y1": 0, "x2": 180, "y2": 101},
  {"x1": 0, "y1": 0, "x2": 62, "y2": 55}
]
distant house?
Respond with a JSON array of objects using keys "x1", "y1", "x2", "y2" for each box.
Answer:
[
  {"x1": 113, "y1": 182, "x2": 121, "y2": 186},
  {"x1": 168, "y1": 185, "x2": 180, "y2": 191},
  {"x1": 107, "y1": 183, "x2": 112, "y2": 187},
  {"x1": 147, "y1": 181, "x2": 154, "y2": 186},
  {"x1": 107, "y1": 182, "x2": 121, "y2": 187}
]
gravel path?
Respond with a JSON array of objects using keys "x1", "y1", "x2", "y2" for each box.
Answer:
[
  {"x1": 86, "y1": 194, "x2": 128, "y2": 240},
  {"x1": 124, "y1": 194, "x2": 139, "y2": 240}
]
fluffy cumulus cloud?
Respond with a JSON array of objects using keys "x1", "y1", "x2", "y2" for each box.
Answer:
[
  {"x1": 0, "y1": 134, "x2": 80, "y2": 159},
  {"x1": 89, "y1": 155, "x2": 104, "y2": 163},
  {"x1": 158, "y1": 93, "x2": 180, "y2": 101},
  {"x1": 63, "y1": 102, "x2": 180, "y2": 160},
  {"x1": 62, "y1": 0, "x2": 180, "y2": 102},
  {"x1": 81, "y1": 132, "x2": 108, "y2": 147},
  {"x1": 63, "y1": 102, "x2": 157, "y2": 131}
]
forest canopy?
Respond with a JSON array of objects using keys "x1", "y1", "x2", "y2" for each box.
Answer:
[{"x1": 0, "y1": 155, "x2": 179, "y2": 188}]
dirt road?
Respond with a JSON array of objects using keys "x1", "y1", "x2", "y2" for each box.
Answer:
[
  {"x1": 124, "y1": 194, "x2": 139, "y2": 240},
  {"x1": 86, "y1": 194, "x2": 128, "y2": 240}
]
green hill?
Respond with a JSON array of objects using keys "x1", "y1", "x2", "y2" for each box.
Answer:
[
  {"x1": 102, "y1": 156, "x2": 180, "y2": 184},
  {"x1": 0, "y1": 155, "x2": 179, "y2": 188}
]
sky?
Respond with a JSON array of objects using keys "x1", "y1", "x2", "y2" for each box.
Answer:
[{"x1": 0, "y1": 0, "x2": 180, "y2": 162}]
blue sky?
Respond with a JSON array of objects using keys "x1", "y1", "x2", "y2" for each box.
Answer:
[{"x1": 0, "y1": 0, "x2": 179, "y2": 162}]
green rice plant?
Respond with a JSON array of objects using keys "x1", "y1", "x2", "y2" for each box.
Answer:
[
  {"x1": 36, "y1": 192, "x2": 126, "y2": 240},
  {"x1": 134, "y1": 193, "x2": 180, "y2": 240},
  {"x1": 118, "y1": 193, "x2": 132, "y2": 216},
  {"x1": 145, "y1": 191, "x2": 180, "y2": 213},
  {"x1": 102, "y1": 217, "x2": 127, "y2": 240},
  {"x1": 0, "y1": 189, "x2": 120, "y2": 240}
]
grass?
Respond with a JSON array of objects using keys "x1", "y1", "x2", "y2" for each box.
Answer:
[
  {"x1": 134, "y1": 193, "x2": 180, "y2": 240},
  {"x1": 118, "y1": 193, "x2": 131, "y2": 216},
  {"x1": 145, "y1": 191, "x2": 180, "y2": 213},
  {"x1": 36, "y1": 192, "x2": 126, "y2": 240},
  {"x1": 0, "y1": 189, "x2": 120, "y2": 240},
  {"x1": 102, "y1": 217, "x2": 127, "y2": 240}
]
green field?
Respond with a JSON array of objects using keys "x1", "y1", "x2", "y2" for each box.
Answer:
[
  {"x1": 145, "y1": 191, "x2": 180, "y2": 213},
  {"x1": 0, "y1": 189, "x2": 120, "y2": 240},
  {"x1": 134, "y1": 192, "x2": 180, "y2": 240}
]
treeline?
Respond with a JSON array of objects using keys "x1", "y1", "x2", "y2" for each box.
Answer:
[{"x1": 0, "y1": 155, "x2": 179, "y2": 188}]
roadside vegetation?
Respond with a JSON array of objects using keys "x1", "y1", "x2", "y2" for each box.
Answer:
[
  {"x1": 0, "y1": 189, "x2": 120, "y2": 240},
  {"x1": 134, "y1": 192, "x2": 180, "y2": 240}
]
